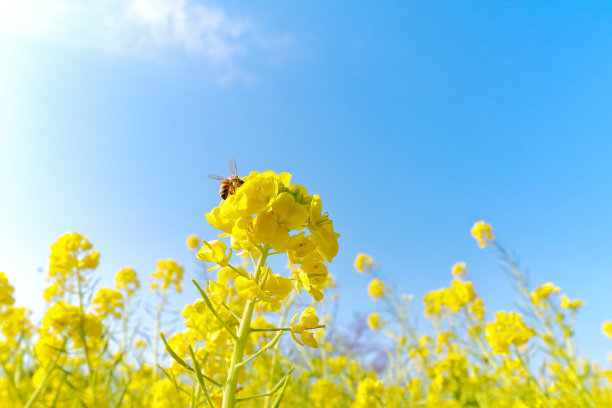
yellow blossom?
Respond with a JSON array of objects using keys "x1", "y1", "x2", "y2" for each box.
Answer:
[
  {"x1": 530, "y1": 282, "x2": 561, "y2": 306},
  {"x1": 287, "y1": 233, "x2": 316, "y2": 264},
  {"x1": 290, "y1": 307, "x2": 320, "y2": 348},
  {"x1": 368, "y1": 278, "x2": 385, "y2": 301},
  {"x1": 561, "y1": 294, "x2": 584, "y2": 309},
  {"x1": 151, "y1": 259, "x2": 184, "y2": 293},
  {"x1": 353, "y1": 378, "x2": 384, "y2": 408},
  {"x1": 451, "y1": 262, "x2": 468, "y2": 278},
  {"x1": 354, "y1": 253, "x2": 374, "y2": 273},
  {"x1": 367, "y1": 312, "x2": 383, "y2": 331},
  {"x1": 485, "y1": 311, "x2": 536, "y2": 355},
  {"x1": 235, "y1": 268, "x2": 293, "y2": 311},
  {"x1": 196, "y1": 240, "x2": 233, "y2": 271},
  {"x1": 92, "y1": 288, "x2": 123, "y2": 318},
  {"x1": 328, "y1": 356, "x2": 348, "y2": 373},
  {"x1": 252, "y1": 211, "x2": 290, "y2": 252},
  {"x1": 270, "y1": 191, "x2": 309, "y2": 230},
  {"x1": 115, "y1": 267, "x2": 140, "y2": 295},
  {"x1": 185, "y1": 234, "x2": 200, "y2": 250},
  {"x1": 0, "y1": 272, "x2": 15, "y2": 308},
  {"x1": 602, "y1": 321, "x2": 612, "y2": 338},
  {"x1": 470, "y1": 220, "x2": 494, "y2": 248}
]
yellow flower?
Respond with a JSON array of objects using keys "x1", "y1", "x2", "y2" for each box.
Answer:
[
  {"x1": 424, "y1": 288, "x2": 446, "y2": 317},
  {"x1": 354, "y1": 253, "x2": 374, "y2": 273},
  {"x1": 446, "y1": 280, "x2": 476, "y2": 312},
  {"x1": 469, "y1": 298, "x2": 486, "y2": 321},
  {"x1": 353, "y1": 378, "x2": 384, "y2": 408},
  {"x1": 41, "y1": 301, "x2": 103, "y2": 350},
  {"x1": 252, "y1": 211, "x2": 290, "y2": 252},
  {"x1": 328, "y1": 356, "x2": 348, "y2": 373},
  {"x1": 151, "y1": 259, "x2": 184, "y2": 293},
  {"x1": 368, "y1": 278, "x2": 385, "y2": 301},
  {"x1": 451, "y1": 262, "x2": 468, "y2": 278},
  {"x1": 367, "y1": 312, "x2": 383, "y2": 331},
  {"x1": 602, "y1": 321, "x2": 612, "y2": 338},
  {"x1": 293, "y1": 267, "x2": 325, "y2": 302},
  {"x1": 299, "y1": 260, "x2": 328, "y2": 285},
  {"x1": 196, "y1": 240, "x2": 233, "y2": 271},
  {"x1": 287, "y1": 233, "x2": 316, "y2": 264},
  {"x1": 1, "y1": 307, "x2": 32, "y2": 340},
  {"x1": 530, "y1": 282, "x2": 560, "y2": 306},
  {"x1": 78, "y1": 251, "x2": 100, "y2": 269},
  {"x1": 309, "y1": 379, "x2": 343, "y2": 408},
  {"x1": 485, "y1": 311, "x2": 535, "y2": 355},
  {"x1": 308, "y1": 194, "x2": 340, "y2": 262},
  {"x1": 0, "y1": 272, "x2": 15, "y2": 308},
  {"x1": 185, "y1": 234, "x2": 200, "y2": 250},
  {"x1": 235, "y1": 268, "x2": 293, "y2": 312},
  {"x1": 115, "y1": 267, "x2": 140, "y2": 296},
  {"x1": 290, "y1": 307, "x2": 320, "y2": 348},
  {"x1": 470, "y1": 220, "x2": 494, "y2": 248},
  {"x1": 92, "y1": 288, "x2": 123, "y2": 319},
  {"x1": 134, "y1": 339, "x2": 147, "y2": 348},
  {"x1": 46, "y1": 232, "x2": 100, "y2": 301},
  {"x1": 270, "y1": 192, "x2": 309, "y2": 230},
  {"x1": 560, "y1": 294, "x2": 583, "y2": 310}
]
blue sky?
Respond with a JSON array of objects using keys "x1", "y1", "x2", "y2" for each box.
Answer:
[{"x1": 1, "y1": 0, "x2": 612, "y2": 361}]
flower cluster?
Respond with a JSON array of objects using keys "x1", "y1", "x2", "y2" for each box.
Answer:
[
  {"x1": 485, "y1": 311, "x2": 536, "y2": 355},
  {"x1": 44, "y1": 232, "x2": 100, "y2": 302},
  {"x1": 205, "y1": 170, "x2": 339, "y2": 300},
  {"x1": 115, "y1": 267, "x2": 140, "y2": 296},
  {"x1": 151, "y1": 259, "x2": 184, "y2": 293},
  {"x1": 423, "y1": 279, "x2": 477, "y2": 317},
  {"x1": 471, "y1": 220, "x2": 494, "y2": 248}
]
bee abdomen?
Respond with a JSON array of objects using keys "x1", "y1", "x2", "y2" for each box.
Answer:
[{"x1": 219, "y1": 180, "x2": 231, "y2": 200}]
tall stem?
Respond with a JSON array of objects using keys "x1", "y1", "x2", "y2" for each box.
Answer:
[
  {"x1": 222, "y1": 246, "x2": 268, "y2": 408},
  {"x1": 153, "y1": 291, "x2": 165, "y2": 381}
]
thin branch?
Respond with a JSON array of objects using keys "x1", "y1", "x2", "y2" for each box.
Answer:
[
  {"x1": 235, "y1": 368, "x2": 294, "y2": 403},
  {"x1": 250, "y1": 325, "x2": 325, "y2": 333},
  {"x1": 188, "y1": 346, "x2": 215, "y2": 408},
  {"x1": 236, "y1": 331, "x2": 282, "y2": 368}
]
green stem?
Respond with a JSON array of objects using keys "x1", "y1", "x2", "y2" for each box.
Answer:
[
  {"x1": 236, "y1": 368, "x2": 293, "y2": 403},
  {"x1": 250, "y1": 325, "x2": 325, "y2": 333},
  {"x1": 23, "y1": 339, "x2": 66, "y2": 408},
  {"x1": 236, "y1": 331, "x2": 282, "y2": 368},
  {"x1": 227, "y1": 264, "x2": 249, "y2": 278},
  {"x1": 221, "y1": 246, "x2": 269, "y2": 408},
  {"x1": 153, "y1": 290, "x2": 166, "y2": 381}
]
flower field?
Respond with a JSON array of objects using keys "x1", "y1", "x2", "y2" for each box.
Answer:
[{"x1": 1, "y1": 169, "x2": 611, "y2": 407}]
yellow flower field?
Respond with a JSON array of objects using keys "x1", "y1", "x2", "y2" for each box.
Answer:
[{"x1": 1, "y1": 168, "x2": 611, "y2": 407}]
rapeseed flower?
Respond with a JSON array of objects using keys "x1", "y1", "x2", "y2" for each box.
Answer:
[
  {"x1": 451, "y1": 261, "x2": 468, "y2": 278},
  {"x1": 291, "y1": 307, "x2": 320, "y2": 348},
  {"x1": 197, "y1": 240, "x2": 233, "y2": 271},
  {"x1": 602, "y1": 321, "x2": 612, "y2": 339},
  {"x1": 367, "y1": 312, "x2": 383, "y2": 331},
  {"x1": 151, "y1": 259, "x2": 184, "y2": 292},
  {"x1": 0, "y1": 272, "x2": 15, "y2": 308},
  {"x1": 368, "y1": 278, "x2": 385, "y2": 301},
  {"x1": 485, "y1": 311, "x2": 535, "y2": 355},
  {"x1": 115, "y1": 267, "x2": 140, "y2": 295},
  {"x1": 470, "y1": 220, "x2": 494, "y2": 248},
  {"x1": 185, "y1": 234, "x2": 201, "y2": 250},
  {"x1": 354, "y1": 253, "x2": 374, "y2": 273}
]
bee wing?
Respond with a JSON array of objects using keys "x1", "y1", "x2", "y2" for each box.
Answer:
[
  {"x1": 207, "y1": 174, "x2": 224, "y2": 180},
  {"x1": 227, "y1": 157, "x2": 238, "y2": 176}
]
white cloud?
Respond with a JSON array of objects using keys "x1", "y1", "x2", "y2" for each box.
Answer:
[{"x1": 0, "y1": 0, "x2": 290, "y2": 81}]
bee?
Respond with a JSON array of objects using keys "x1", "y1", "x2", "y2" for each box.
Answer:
[{"x1": 207, "y1": 158, "x2": 244, "y2": 200}]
